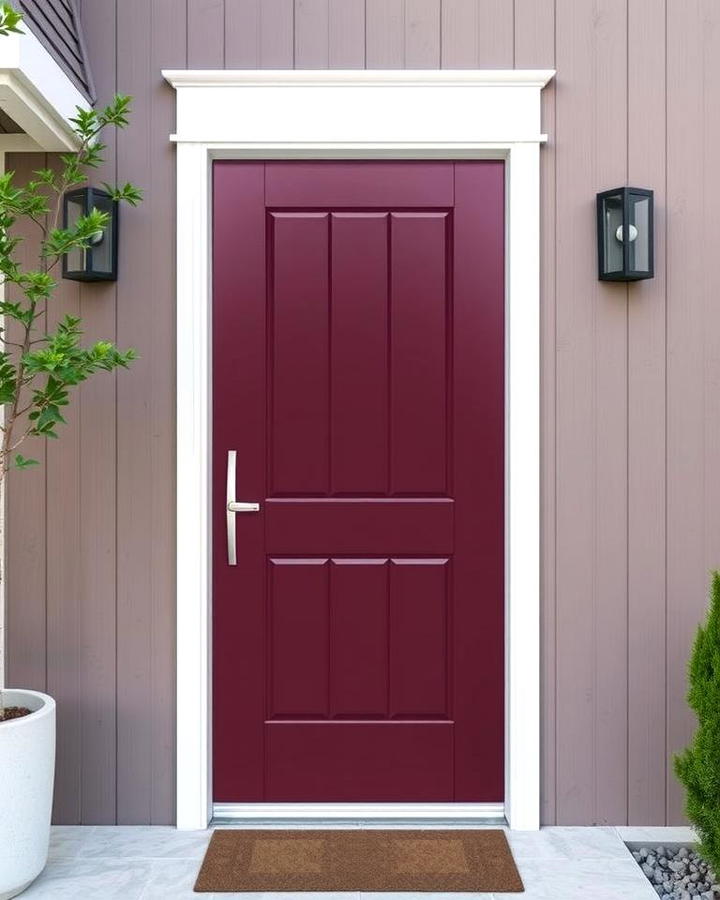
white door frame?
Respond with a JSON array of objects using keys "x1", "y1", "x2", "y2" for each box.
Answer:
[{"x1": 163, "y1": 68, "x2": 554, "y2": 831}]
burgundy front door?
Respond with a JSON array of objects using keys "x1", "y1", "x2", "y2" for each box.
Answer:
[{"x1": 212, "y1": 161, "x2": 504, "y2": 803}]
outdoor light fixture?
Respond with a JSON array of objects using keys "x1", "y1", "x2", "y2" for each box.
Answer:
[
  {"x1": 596, "y1": 187, "x2": 654, "y2": 281},
  {"x1": 62, "y1": 186, "x2": 118, "y2": 282}
]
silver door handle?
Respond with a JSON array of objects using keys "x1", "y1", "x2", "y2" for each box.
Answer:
[
  {"x1": 226, "y1": 450, "x2": 260, "y2": 565},
  {"x1": 228, "y1": 501, "x2": 260, "y2": 513}
]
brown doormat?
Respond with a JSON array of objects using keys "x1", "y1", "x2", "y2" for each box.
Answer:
[{"x1": 194, "y1": 829, "x2": 524, "y2": 892}]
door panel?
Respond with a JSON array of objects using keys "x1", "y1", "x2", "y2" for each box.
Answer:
[
  {"x1": 389, "y1": 558, "x2": 450, "y2": 717},
  {"x1": 213, "y1": 160, "x2": 504, "y2": 803},
  {"x1": 330, "y1": 213, "x2": 388, "y2": 494},
  {"x1": 329, "y1": 559, "x2": 388, "y2": 716},
  {"x1": 269, "y1": 558, "x2": 329, "y2": 717},
  {"x1": 265, "y1": 499, "x2": 453, "y2": 555},
  {"x1": 390, "y1": 212, "x2": 450, "y2": 494},
  {"x1": 264, "y1": 160, "x2": 454, "y2": 207},
  {"x1": 270, "y1": 212, "x2": 330, "y2": 495},
  {"x1": 266, "y1": 722, "x2": 454, "y2": 802}
]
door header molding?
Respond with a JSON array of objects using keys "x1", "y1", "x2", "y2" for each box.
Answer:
[
  {"x1": 163, "y1": 68, "x2": 553, "y2": 146},
  {"x1": 164, "y1": 68, "x2": 553, "y2": 86},
  {"x1": 164, "y1": 67, "x2": 554, "y2": 833}
]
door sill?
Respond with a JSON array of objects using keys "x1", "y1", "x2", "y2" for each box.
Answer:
[{"x1": 212, "y1": 802, "x2": 505, "y2": 823}]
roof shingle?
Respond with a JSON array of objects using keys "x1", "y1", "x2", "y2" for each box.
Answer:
[{"x1": 18, "y1": 0, "x2": 95, "y2": 103}]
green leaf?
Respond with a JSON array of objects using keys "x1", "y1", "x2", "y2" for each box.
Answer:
[
  {"x1": 69, "y1": 107, "x2": 98, "y2": 138},
  {"x1": 0, "y1": 2, "x2": 23, "y2": 37},
  {"x1": 101, "y1": 181, "x2": 143, "y2": 207},
  {"x1": 43, "y1": 208, "x2": 110, "y2": 258},
  {"x1": 19, "y1": 270, "x2": 55, "y2": 303},
  {"x1": 79, "y1": 142, "x2": 106, "y2": 169},
  {"x1": 14, "y1": 454, "x2": 38, "y2": 469},
  {"x1": 99, "y1": 94, "x2": 132, "y2": 129},
  {"x1": 32, "y1": 168, "x2": 56, "y2": 185}
]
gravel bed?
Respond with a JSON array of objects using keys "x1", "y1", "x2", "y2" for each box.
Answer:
[{"x1": 630, "y1": 844, "x2": 720, "y2": 899}]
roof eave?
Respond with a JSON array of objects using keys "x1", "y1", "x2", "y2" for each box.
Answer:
[{"x1": 0, "y1": 25, "x2": 90, "y2": 152}]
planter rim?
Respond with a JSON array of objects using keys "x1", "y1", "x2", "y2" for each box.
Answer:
[{"x1": 0, "y1": 689, "x2": 55, "y2": 730}]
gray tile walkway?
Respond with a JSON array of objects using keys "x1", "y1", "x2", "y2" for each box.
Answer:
[{"x1": 21, "y1": 824, "x2": 680, "y2": 899}]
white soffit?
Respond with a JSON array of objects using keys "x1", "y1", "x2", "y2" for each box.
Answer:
[
  {"x1": 163, "y1": 69, "x2": 554, "y2": 146},
  {"x1": 0, "y1": 24, "x2": 89, "y2": 152}
]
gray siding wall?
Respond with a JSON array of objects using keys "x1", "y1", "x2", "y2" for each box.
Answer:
[{"x1": 6, "y1": 0, "x2": 719, "y2": 826}]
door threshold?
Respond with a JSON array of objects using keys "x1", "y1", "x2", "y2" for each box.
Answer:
[{"x1": 212, "y1": 803, "x2": 505, "y2": 824}]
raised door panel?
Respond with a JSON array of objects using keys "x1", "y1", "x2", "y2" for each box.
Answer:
[
  {"x1": 270, "y1": 212, "x2": 330, "y2": 496},
  {"x1": 329, "y1": 559, "x2": 389, "y2": 717},
  {"x1": 269, "y1": 558, "x2": 329, "y2": 718},
  {"x1": 389, "y1": 558, "x2": 450, "y2": 717},
  {"x1": 265, "y1": 161, "x2": 454, "y2": 207},
  {"x1": 330, "y1": 213, "x2": 389, "y2": 495},
  {"x1": 390, "y1": 212, "x2": 450, "y2": 495}
]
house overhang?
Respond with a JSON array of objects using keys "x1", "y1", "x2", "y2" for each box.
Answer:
[{"x1": 0, "y1": 24, "x2": 89, "y2": 152}]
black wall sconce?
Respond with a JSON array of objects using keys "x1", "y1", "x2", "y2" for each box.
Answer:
[
  {"x1": 596, "y1": 187, "x2": 654, "y2": 281},
  {"x1": 62, "y1": 187, "x2": 118, "y2": 282}
]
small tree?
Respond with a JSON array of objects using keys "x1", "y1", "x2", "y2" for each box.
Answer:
[
  {"x1": 0, "y1": 4, "x2": 139, "y2": 717},
  {"x1": 674, "y1": 571, "x2": 720, "y2": 875}
]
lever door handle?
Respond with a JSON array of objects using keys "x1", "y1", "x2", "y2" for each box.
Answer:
[
  {"x1": 227, "y1": 501, "x2": 260, "y2": 513},
  {"x1": 226, "y1": 450, "x2": 260, "y2": 565}
]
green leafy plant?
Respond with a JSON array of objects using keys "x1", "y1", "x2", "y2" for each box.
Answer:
[
  {"x1": 0, "y1": 8, "x2": 139, "y2": 718},
  {"x1": 0, "y1": 2, "x2": 22, "y2": 36},
  {"x1": 674, "y1": 571, "x2": 720, "y2": 876}
]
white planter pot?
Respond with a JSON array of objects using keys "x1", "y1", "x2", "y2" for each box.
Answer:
[{"x1": 0, "y1": 690, "x2": 55, "y2": 900}]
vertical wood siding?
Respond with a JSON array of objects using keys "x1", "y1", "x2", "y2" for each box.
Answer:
[
  {"x1": 664, "y1": 0, "x2": 720, "y2": 825},
  {"x1": 627, "y1": 0, "x2": 667, "y2": 827},
  {"x1": 6, "y1": 0, "x2": 720, "y2": 825},
  {"x1": 554, "y1": 0, "x2": 629, "y2": 826}
]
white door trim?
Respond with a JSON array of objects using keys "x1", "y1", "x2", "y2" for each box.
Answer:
[{"x1": 163, "y1": 68, "x2": 554, "y2": 832}]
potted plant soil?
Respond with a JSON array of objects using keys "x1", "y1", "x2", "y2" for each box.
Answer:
[{"x1": 0, "y1": 6, "x2": 141, "y2": 896}]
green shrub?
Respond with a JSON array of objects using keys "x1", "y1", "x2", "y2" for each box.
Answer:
[{"x1": 674, "y1": 571, "x2": 720, "y2": 876}]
